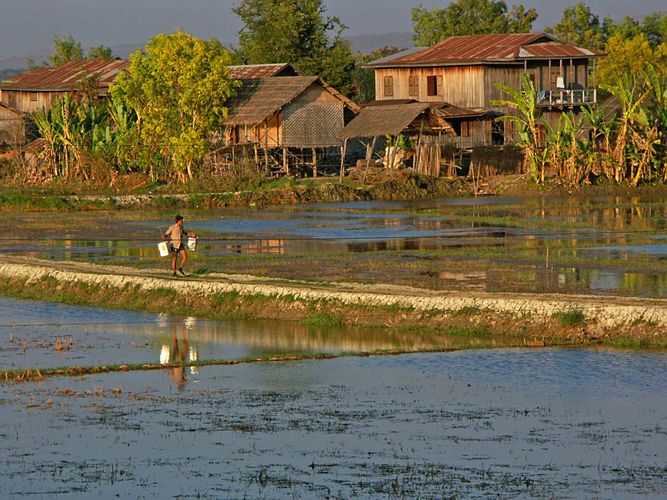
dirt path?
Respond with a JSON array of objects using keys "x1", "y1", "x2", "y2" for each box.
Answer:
[{"x1": 0, "y1": 256, "x2": 665, "y2": 329}]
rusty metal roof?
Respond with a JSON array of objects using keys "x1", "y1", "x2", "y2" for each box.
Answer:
[
  {"x1": 228, "y1": 63, "x2": 298, "y2": 79},
  {"x1": 225, "y1": 76, "x2": 358, "y2": 127},
  {"x1": 368, "y1": 33, "x2": 597, "y2": 68},
  {"x1": 0, "y1": 60, "x2": 129, "y2": 93}
]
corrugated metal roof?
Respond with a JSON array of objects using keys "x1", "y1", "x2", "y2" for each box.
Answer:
[
  {"x1": 0, "y1": 59, "x2": 128, "y2": 92},
  {"x1": 228, "y1": 63, "x2": 298, "y2": 79},
  {"x1": 341, "y1": 102, "x2": 455, "y2": 139},
  {"x1": 368, "y1": 33, "x2": 597, "y2": 68}
]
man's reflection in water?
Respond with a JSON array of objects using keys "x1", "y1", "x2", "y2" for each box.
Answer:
[{"x1": 160, "y1": 320, "x2": 198, "y2": 390}]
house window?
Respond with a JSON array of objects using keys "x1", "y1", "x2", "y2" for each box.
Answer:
[
  {"x1": 460, "y1": 121, "x2": 470, "y2": 137},
  {"x1": 30, "y1": 93, "x2": 38, "y2": 102},
  {"x1": 383, "y1": 76, "x2": 394, "y2": 97},
  {"x1": 427, "y1": 76, "x2": 438, "y2": 96},
  {"x1": 408, "y1": 76, "x2": 419, "y2": 98}
]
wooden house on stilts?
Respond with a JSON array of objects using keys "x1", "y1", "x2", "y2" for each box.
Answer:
[{"x1": 210, "y1": 75, "x2": 360, "y2": 176}]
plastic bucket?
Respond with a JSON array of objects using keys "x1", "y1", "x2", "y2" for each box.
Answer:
[
  {"x1": 158, "y1": 241, "x2": 170, "y2": 257},
  {"x1": 187, "y1": 237, "x2": 197, "y2": 251}
]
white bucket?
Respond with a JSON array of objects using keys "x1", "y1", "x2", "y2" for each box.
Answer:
[
  {"x1": 158, "y1": 241, "x2": 170, "y2": 257},
  {"x1": 187, "y1": 237, "x2": 197, "y2": 251}
]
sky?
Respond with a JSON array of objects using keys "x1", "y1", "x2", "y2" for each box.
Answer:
[{"x1": 1, "y1": 0, "x2": 665, "y2": 57}]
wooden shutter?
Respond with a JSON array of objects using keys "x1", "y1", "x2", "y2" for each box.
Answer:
[
  {"x1": 384, "y1": 76, "x2": 394, "y2": 98},
  {"x1": 409, "y1": 76, "x2": 419, "y2": 97}
]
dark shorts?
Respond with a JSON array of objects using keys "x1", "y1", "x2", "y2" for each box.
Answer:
[{"x1": 171, "y1": 243, "x2": 185, "y2": 254}]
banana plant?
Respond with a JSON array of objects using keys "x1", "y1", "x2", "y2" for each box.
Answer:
[{"x1": 493, "y1": 74, "x2": 545, "y2": 183}]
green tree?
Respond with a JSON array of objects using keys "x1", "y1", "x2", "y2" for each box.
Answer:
[
  {"x1": 545, "y1": 2, "x2": 608, "y2": 50},
  {"x1": 33, "y1": 35, "x2": 114, "y2": 68},
  {"x1": 233, "y1": 0, "x2": 355, "y2": 94},
  {"x1": 642, "y1": 13, "x2": 667, "y2": 47},
  {"x1": 87, "y1": 45, "x2": 114, "y2": 60},
  {"x1": 411, "y1": 0, "x2": 537, "y2": 47},
  {"x1": 598, "y1": 32, "x2": 667, "y2": 87},
  {"x1": 48, "y1": 34, "x2": 84, "y2": 66},
  {"x1": 111, "y1": 31, "x2": 238, "y2": 181}
]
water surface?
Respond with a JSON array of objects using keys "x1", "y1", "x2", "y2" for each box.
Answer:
[{"x1": 4, "y1": 193, "x2": 667, "y2": 297}]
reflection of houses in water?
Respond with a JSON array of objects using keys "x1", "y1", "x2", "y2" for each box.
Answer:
[
  {"x1": 438, "y1": 271, "x2": 486, "y2": 290},
  {"x1": 222, "y1": 239, "x2": 285, "y2": 255}
]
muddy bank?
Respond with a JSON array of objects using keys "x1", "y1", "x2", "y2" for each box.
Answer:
[{"x1": 0, "y1": 256, "x2": 665, "y2": 347}]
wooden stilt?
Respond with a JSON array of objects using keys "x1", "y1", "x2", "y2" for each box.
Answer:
[
  {"x1": 312, "y1": 147, "x2": 317, "y2": 177},
  {"x1": 283, "y1": 147, "x2": 289, "y2": 175},
  {"x1": 363, "y1": 136, "x2": 378, "y2": 184}
]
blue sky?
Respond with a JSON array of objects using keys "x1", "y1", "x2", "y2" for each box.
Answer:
[{"x1": 1, "y1": 0, "x2": 664, "y2": 56}]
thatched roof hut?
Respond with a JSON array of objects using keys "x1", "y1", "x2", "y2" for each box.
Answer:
[
  {"x1": 341, "y1": 101, "x2": 455, "y2": 139},
  {"x1": 223, "y1": 76, "x2": 359, "y2": 149}
]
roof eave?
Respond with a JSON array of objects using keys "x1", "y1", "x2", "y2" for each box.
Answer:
[{"x1": 366, "y1": 53, "x2": 600, "y2": 70}]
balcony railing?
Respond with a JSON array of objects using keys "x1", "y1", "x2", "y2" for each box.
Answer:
[{"x1": 534, "y1": 89, "x2": 597, "y2": 107}]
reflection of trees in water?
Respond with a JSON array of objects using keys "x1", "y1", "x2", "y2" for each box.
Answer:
[
  {"x1": 524, "y1": 197, "x2": 667, "y2": 232},
  {"x1": 151, "y1": 317, "x2": 508, "y2": 361}
]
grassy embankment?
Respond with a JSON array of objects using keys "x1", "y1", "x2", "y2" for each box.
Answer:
[
  {"x1": 1, "y1": 270, "x2": 665, "y2": 347},
  {"x1": 1, "y1": 269, "x2": 664, "y2": 384},
  {"x1": 4, "y1": 168, "x2": 667, "y2": 212},
  {"x1": 0, "y1": 171, "x2": 475, "y2": 211}
]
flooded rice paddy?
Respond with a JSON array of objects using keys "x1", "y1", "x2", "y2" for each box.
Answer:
[
  {"x1": 2, "y1": 194, "x2": 667, "y2": 497},
  {"x1": 4, "y1": 193, "x2": 667, "y2": 297},
  {"x1": 1, "y1": 296, "x2": 666, "y2": 497}
]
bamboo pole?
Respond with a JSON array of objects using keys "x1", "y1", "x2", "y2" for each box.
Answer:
[
  {"x1": 254, "y1": 143, "x2": 259, "y2": 171},
  {"x1": 389, "y1": 135, "x2": 398, "y2": 170},
  {"x1": 436, "y1": 132, "x2": 442, "y2": 177},
  {"x1": 414, "y1": 119, "x2": 425, "y2": 173},
  {"x1": 264, "y1": 122, "x2": 270, "y2": 173},
  {"x1": 363, "y1": 136, "x2": 378, "y2": 184},
  {"x1": 339, "y1": 138, "x2": 348, "y2": 181}
]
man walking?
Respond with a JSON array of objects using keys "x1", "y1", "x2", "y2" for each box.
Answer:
[{"x1": 163, "y1": 215, "x2": 196, "y2": 277}]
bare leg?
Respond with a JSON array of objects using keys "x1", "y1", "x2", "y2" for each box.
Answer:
[
  {"x1": 171, "y1": 253, "x2": 177, "y2": 274},
  {"x1": 180, "y1": 249, "x2": 188, "y2": 272}
]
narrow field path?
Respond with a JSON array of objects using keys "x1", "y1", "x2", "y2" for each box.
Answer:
[{"x1": 1, "y1": 256, "x2": 665, "y2": 328}]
